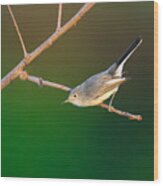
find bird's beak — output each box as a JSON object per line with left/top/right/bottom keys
{"left": 63, "top": 99, "right": 69, "bottom": 104}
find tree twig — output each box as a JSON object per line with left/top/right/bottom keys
{"left": 7, "top": 5, "right": 27, "bottom": 56}
{"left": 56, "top": 4, "right": 62, "bottom": 31}
{"left": 1, "top": 3, "right": 95, "bottom": 90}
{"left": 19, "top": 71, "right": 71, "bottom": 92}
{"left": 100, "top": 103, "right": 142, "bottom": 121}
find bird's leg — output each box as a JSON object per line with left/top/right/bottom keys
{"left": 108, "top": 93, "right": 116, "bottom": 112}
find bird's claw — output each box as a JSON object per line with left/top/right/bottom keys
{"left": 108, "top": 106, "right": 114, "bottom": 112}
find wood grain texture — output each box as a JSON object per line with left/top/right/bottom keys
{"left": 154, "top": 1, "right": 158, "bottom": 181}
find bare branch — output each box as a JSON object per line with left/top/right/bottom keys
{"left": 56, "top": 4, "right": 62, "bottom": 31}
{"left": 7, "top": 5, "right": 28, "bottom": 56}
{"left": 19, "top": 71, "right": 71, "bottom": 92}
{"left": 100, "top": 103, "right": 142, "bottom": 121}
{"left": 1, "top": 3, "right": 95, "bottom": 90}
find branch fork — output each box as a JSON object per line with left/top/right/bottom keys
{"left": 1, "top": 3, "right": 95, "bottom": 90}
{"left": 56, "top": 4, "right": 62, "bottom": 31}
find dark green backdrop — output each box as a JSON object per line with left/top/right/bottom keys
{"left": 1, "top": 2, "right": 154, "bottom": 180}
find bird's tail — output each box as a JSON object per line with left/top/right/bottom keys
{"left": 107, "top": 36, "right": 143, "bottom": 77}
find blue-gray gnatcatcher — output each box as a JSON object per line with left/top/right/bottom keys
{"left": 64, "top": 37, "right": 143, "bottom": 107}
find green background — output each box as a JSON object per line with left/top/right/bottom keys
{"left": 1, "top": 2, "right": 154, "bottom": 180}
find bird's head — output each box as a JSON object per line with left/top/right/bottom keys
{"left": 64, "top": 86, "right": 83, "bottom": 107}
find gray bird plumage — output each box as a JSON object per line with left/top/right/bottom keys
{"left": 65, "top": 37, "right": 143, "bottom": 107}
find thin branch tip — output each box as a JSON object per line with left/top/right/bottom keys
{"left": 56, "top": 3, "right": 62, "bottom": 31}
{"left": 7, "top": 5, "right": 27, "bottom": 56}
{"left": 100, "top": 103, "right": 143, "bottom": 121}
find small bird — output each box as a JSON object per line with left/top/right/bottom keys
{"left": 64, "top": 37, "right": 143, "bottom": 108}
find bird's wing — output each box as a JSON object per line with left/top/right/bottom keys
{"left": 93, "top": 77, "right": 127, "bottom": 99}
{"left": 82, "top": 73, "right": 127, "bottom": 100}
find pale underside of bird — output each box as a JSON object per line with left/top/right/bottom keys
{"left": 65, "top": 37, "right": 143, "bottom": 107}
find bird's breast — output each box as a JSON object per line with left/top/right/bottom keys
{"left": 78, "top": 87, "right": 118, "bottom": 107}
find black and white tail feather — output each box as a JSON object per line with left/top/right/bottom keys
{"left": 108, "top": 36, "right": 143, "bottom": 78}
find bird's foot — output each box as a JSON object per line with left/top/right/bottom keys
{"left": 108, "top": 106, "right": 114, "bottom": 112}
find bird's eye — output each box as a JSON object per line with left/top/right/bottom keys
{"left": 73, "top": 94, "right": 77, "bottom": 98}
